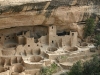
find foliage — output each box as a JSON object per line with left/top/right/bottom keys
{"left": 40, "top": 63, "right": 58, "bottom": 75}
{"left": 67, "top": 56, "right": 100, "bottom": 75}
{"left": 83, "top": 56, "right": 100, "bottom": 75}
{"left": 95, "top": 34, "right": 100, "bottom": 46}
{"left": 84, "top": 18, "right": 95, "bottom": 38}
{"left": 68, "top": 61, "right": 83, "bottom": 75}
{"left": 56, "top": 55, "right": 67, "bottom": 63}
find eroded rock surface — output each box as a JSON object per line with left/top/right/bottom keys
{"left": 0, "top": 0, "right": 99, "bottom": 75}
{"left": 0, "top": 0, "right": 100, "bottom": 37}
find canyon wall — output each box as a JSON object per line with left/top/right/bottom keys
{"left": 0, "top": 0, "right": 100, "bottom": 37}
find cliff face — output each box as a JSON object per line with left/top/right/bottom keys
{"left": 0, "top": 0, "right": 100, "bottom": 37}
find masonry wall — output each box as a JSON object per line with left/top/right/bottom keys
{"left": 48, "top": 25, "right": 78, "bottom": 47}
{"left": 0, "top": 35, "right": 5, "bottom": 45}
{"left": 25, "top": 69, "right": 40, "bottom": 75}
{"left": 61, "top": 36, "right": 71, "bottom": 47}
{"left": 16, "top": 45, "right": 25, "bottom": 55}
{"left": 48, "top": 26, "right": 57, "bottom": 46}
{"left": 17, "top": 36, "right": 26, "bottom": 45}
{"left": 70, "top": 32, "right": 78, "bottom": 47}
{"left": 38, "top": 35, "right": 48, "bottom": 44}
{"left": 2, "top": 48, "right": 16, "bottom": 56}
{"left": 23, "top": 62, "right": 42, "bottom": 69}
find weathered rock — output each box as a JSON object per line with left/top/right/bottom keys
{"left": 0, "top": 0, "right": 100, "bottom": 38}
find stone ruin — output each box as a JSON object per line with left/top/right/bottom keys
{"left": 0, "top": 0, "right": 100, "bottom": 74}
{"left": 0, "top": 25, "right": 78, "bottom": 75}
{"left": 0, "top": 25, "right": 97, "bottom": 75}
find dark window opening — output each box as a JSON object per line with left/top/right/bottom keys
{"left": 72, "top": 33, "right": 74, "bottom": 36}
{"left": 6, "top": 36, "right": 9, "bottom": 37}
{"left": 8, "top": 37, "right": 10, "bottom": 39}
{"left": 28, "top": 45, "right": 30, "bottom": 47}
{"left": 34, "top": 33, "right": 41, "bottom": 39}
{"left": 37, "top": 44, "right": 39, "bottom": 46}
{"left": 12, "top": 37, "right": 14, "bottom": 39}
{"left": 52, "top": 26, "right": 53, "bottom": 29}
{"left": 52, "top": 41, "right": 54, "bottom": 43}
{"left": 57, "top": 31, "right": 70, "bottom": 36}
{"left": 17, "top": 32, "right": 23, "bottom": 36}
{"left": 34, "top": 39, "right": 38, "bottom": 43}
{"left": 66, "top": 32, "right": 70, "bottom": 35}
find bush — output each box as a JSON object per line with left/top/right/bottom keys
{"left": 67, "top": 56, "right": 100, "bottom": 75}
{"left": 68, "top": 61, "right": 83, "bottom": 75}
{"left": 83, "top": 56, "right": 100, "bottom": 75}
{"left": 84, "top": 18, "right": 95, "bottom": 38}
{"left": 95, "top": 34, "right": 100, "bottom": 46}
{"left": 40, "top": 63, "right": 58, "bottom": 75}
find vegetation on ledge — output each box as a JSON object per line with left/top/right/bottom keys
{"left": 61, "top": 56, "right": 100, "bottom": 75}
{"left": 84, "top": 18, "right": 95, "bottom": 38}
{"left": 40, "top": 63, "right": 59, "bottom": 75}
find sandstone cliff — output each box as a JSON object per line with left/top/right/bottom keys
{"left": 0, "top": 0, "right": 100, "bottom": 38}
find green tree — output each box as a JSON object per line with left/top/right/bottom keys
{"left": 95, "top": 34, "right": 100, "bottom": 46}
{"left": 68, "top": 61, "right": 83, "bottom": 75}
{"left": 67, "top": 56, "right": 100, "bottom": 75}
{"left": 83, "top": 56, "right": 100, "bottom": 75}
{"left": 84, "top": 18, "right": 95, "bottom": 38}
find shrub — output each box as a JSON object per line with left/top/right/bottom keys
{"left": 83, "top": 56, "right": 100, "bottom": 75}
{"left": 68, "top": 61, "right": 83, "bottom": 75}
{"left": 95, "top": 34, "right": 100, "bottom": 46}
{"left": 67, "top": 56, "right": 100, "bottom": 75}
{"left": 84, "top": 18, "right": 95, "bottom": 38}
{"left": 40, "top": 63, "right": 58, "bottom": 75}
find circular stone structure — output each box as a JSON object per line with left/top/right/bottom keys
{"left": 11, "top": 72, "right": 19, "bottom": 75}
{"left": 30, "top": 55, "right": 43, "bottom": 62}
{"left": 81, "top": 42, "right": 88, "bottom": 46}
{"left": 47, "top": 47, "right": 57, "bottom": 52}
{"left": 69, "top": 47, "right": 78, "bottom": 51}
{"left": 12, "top": 64, "right": 24, "bottom": 73}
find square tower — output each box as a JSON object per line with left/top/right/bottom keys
{"left": 48, "top": 25, "right": 57, "bottom": 46}
{"left": 70, "top": 31, "right": 78, "bottom": 47}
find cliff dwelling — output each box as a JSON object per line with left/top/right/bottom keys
{"left": 0, "top": 25, "right": 98, "bottom": 75}
{"left": 0, "top": 0, "right": 100, "bottom": 75}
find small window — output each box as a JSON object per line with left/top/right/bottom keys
{"left": 28, "top": 45, "right": 30, "bottom": 47}
{"left": 52, "top": 26, "right": 53, "bottom": 29}
{"left": 12, "top": 37, "right": 14, "bottom": 39}
{"left": 37, "top": 44, "right": 39, "bottom": 46}
{"left": 7, "top": 36, "right": 9, "bottom": 37}
{"left": 52, "top": 40, "right": 54, "bottom": 43}
{"left": 72, "top": 33, "right": 74, "bottom": 36}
